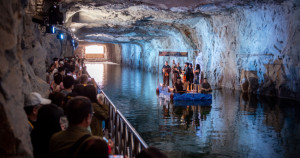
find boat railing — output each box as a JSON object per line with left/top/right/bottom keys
{"left": 100, "top": 90, "right": 148, "bottom": 157}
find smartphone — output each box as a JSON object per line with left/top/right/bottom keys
{"left": 73, "top": 75, "right": 77, "bottom": 80}
{"left": 88, "top": 78, "right": 91, "bottom": 82}
{"left": 109, "top": 155, "right": 124, "bottom": 158}
{"left": 80, "top": 66, "right": 82, "bottom": 70}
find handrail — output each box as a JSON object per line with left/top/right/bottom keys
{"left": 102, "top": 91, "right": 148, "bottom": 158}
{"left": 102, "top": 90, "right": 148, "bottom": 148}
{"left": 85, "top": 62, "right": 148, "bottom": 157}
{"left": 101, "top": 91, "right": 148, "bottom": 157}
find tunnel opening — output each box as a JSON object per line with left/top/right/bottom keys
{"left": 85, "top": 45, "right": 104, "bottom": 59}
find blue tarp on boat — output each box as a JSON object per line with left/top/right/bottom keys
{"left": 174, "top": 100, "right": 212, "bottom": 106}
{"left": 173, "top": 93, "right": 212, "bottom": 101}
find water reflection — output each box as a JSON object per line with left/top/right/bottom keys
{"left": 86, "top": 63, "right": 300, "bottom": 158}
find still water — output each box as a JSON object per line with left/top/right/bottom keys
{"left": 86, "top": 63, "right": 300, "bottom": 158}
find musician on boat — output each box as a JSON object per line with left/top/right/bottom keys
{"left": 201, "top": 78, "right": 212, "bottom": 94}
{"left": 162, "top": 61, "right": 171, "bottom": 86}
{"left": 174, "top": 77, "right": 186, "bottom": 94}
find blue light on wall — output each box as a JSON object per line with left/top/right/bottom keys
{"left": 51, "top": 26, "right": 56, "bottom": 34}
{"left": 58, "top": 33, "right": 64, "bottom": 40}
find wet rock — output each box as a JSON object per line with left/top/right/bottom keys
{"left": 41, "top": 34, "right": 62, "bottom": 66}
{"left": 240, "top": 70, "right": 259, "bottom": 93}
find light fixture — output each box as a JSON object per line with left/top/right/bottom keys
{"left": 57, "top": 32, "right": 64, "bottom": 40}
{"left": 51, "top": 26, "right": 56, "bottom": 34}
{"left": 46, "top": 25, "right": 56, "bottom": 34}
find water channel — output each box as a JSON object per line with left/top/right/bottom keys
{"left": 86, "top": 62, "right": 300, "bottom": 158}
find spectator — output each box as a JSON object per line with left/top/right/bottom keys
{"left": 136, "top": 147, "right": 168, "bottom": 158}
{"left": 24, "top": 92, "right": 51, "bottom": 132}
{"left": 83, "top": 85, "right": 108, "bottom": 137}
{"left": 58, "top": 67, "right": 65, "bottom": 77}
{"left": 49, "top": 96, "right": 93, "bottom": 158}
{"left": 59, "top": 59, "right": 64, "bottom": 67}
{"left": 80, "top": 74, "right": 89, "bottom": 85}
{"left": 73, "top": 74, "right": 89, "bottom": 95}
{"left": 31, "top": 104, "right": 64, "bottom": 158}
{"left": 51, "top": 72, "right": 64, "bottom": 92}
{"left": 49, "top": 92, "right": 65, "bottom": 108}
{"left": 77, "top": 137, "right": 109, "bottom": 158}
{"left": 61, "top": 75, "right": 75, "bottom": 96}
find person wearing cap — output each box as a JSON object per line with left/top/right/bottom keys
{"left": 201, "top": 78, "right": 212, "bottom": 94}
{"left": 24, "top": 92, "right": 51, "bottom": 132}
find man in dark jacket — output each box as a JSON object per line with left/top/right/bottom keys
{"left": 49, "top": 97, "right": 94, "bottom": 158}
{"left": 162, "top": 61, "right": 171, "bottom": 86}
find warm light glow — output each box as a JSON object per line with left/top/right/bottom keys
{"left": 85, "top": 63, "right": 104, "bottom": 87}
{"left": 85, "top": 45, "right": 104, "bottom": 54}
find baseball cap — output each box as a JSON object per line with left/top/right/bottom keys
{"left": 25, "top": 92, "right": 51, "bottom": 107}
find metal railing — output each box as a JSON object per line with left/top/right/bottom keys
{"left": 85, "top": 62, "right": 148, "bottom": 157}
{"left": 101, "top": 91, "right": 148, "bottom": 157}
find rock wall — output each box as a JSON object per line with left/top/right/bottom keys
{"left": 191, "top": 3, "right": 300, "bottom": 99}
{"left": 121, "top": 3, "right": 300, "bottom": 100}
{"left": 41, "top": 33, "right": 74, "bottom": 67}
{"left": 0, "top": 0, "right": 74, "bottom": 157}
{"left": 105, "top": 43, "right": 122, "bottom": 64}
{"left": 121, "top": 28, "right": 194, "bottom": 71}
{"left": 1, "top": 0, "right": 38, "bottom": 157}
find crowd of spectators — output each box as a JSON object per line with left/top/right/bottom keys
{"left": 24, "top": 56, "right": 167, "bottom": 158}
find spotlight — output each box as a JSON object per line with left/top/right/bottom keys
{"left": 46, "top": 25, "right": 56, "bottom": 34}
{"left": 57, "top": 32, "right": 64, "bottom": 40}
{"left": 51, "top": 26, "right": 56, "bottom": 34}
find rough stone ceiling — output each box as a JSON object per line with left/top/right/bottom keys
{"left": 62, "top": 0, "right": 286, "bottom": 43}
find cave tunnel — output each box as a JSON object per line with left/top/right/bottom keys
{"left": 0, "top": 0, "right": 300, "bottom": 157}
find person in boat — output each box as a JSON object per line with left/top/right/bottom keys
{"left": 174, "top": 77, "right": 186, "bottom": 94}
{"left": 162, "top": 61, "right": 171, "bottom": 86}
{"left": 183, "top": 62, "right": 190, "bottom": 82}
{"left": 172, "top": 62, "right": 179, "bottom": 87}
{"left": 193, "top": 64, "right": 201, "bottom": 91}
{"left": 177, "top": 63, "right": 182, "bottom": 74}
{"left": 189, "top": 63, "right": 194, "bottom": 89}
{"left": 183, "top": 62, "right": 190, "bottom": 90}
{"left": 201, "top": 78, "right": 212, "bottom": 93}
{"left": 172, "top": 60, "right": 176, "bottom": 67}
